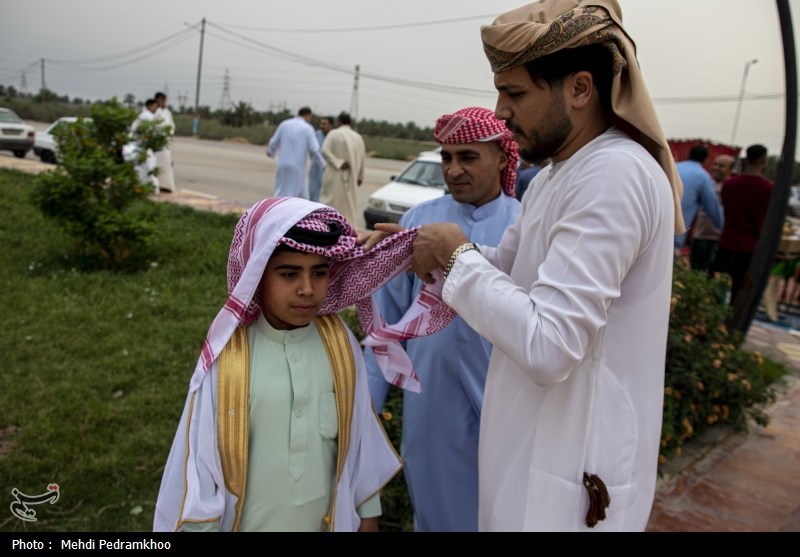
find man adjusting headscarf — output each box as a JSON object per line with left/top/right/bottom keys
{"left": 406, "top": 0, "right": 679, "bottom": 532}
{"left": 434, "top": 106, "right": 520, "bottom": 198}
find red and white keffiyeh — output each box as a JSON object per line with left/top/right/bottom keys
{"left": 190, "top": 196, "right": 456, "bottom": 393}
{"left": 434, "top": 106, "right": 519, "bottom": 197}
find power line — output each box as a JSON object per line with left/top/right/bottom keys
{"left": 49, "top": 24, "right": 200, "bottom": 66}
{"left": 48, "top": 28, "right": 199, "bottom": 71}
{"left": 213, "top": 14, "right": 499, "bottom": 34}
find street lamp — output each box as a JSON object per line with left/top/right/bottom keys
{"left": 731, "top": 58, "right": 759, "bottom": 145}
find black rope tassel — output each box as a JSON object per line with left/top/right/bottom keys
{"left": 583, "top": 472, "right": 611, "bottom": 528}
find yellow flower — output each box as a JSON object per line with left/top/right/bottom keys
{"left": 664, "top": 386, "right": 673, "bottom": 396}
{"left": 675, "top": 447, "right": 682, "bottom": 456}
{"left": 697, "top": 381, "right": 705, "bottom": 391}
{"left": 742, "top": 379, "right": 752, "bottom": 391}
{"left": 727, "top": 373, "right": 738, "bottom": 382}
{"left": 713, "top": 359, "right": 722, "bottom": 369}
{"left": 674, "top": 281, "right": 685, "bottom": 289}
{"left": 382, "top": 411, "right": 393, "bottom": 421}
{"left": 684, "top": 333, "right": 693, "bottom": 344}
{"left": 659, "top": 455, "right": 667, "bottom": 464}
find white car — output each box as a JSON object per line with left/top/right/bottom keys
{"left": 364, "top": 152, "right": 447, "bottom": 229}
{"left": 0, "top": 107, "right": 35, "bottom": 158}
{"left": 33, "top": 116, "right": 84, "bottom": 164}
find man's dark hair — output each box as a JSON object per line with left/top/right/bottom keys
{"left": 298, "top": 106, "right": 312, "bottom": 117}
{"left": 145, "top": 98, "right": 157, "bottom": 107}
{"left": 155, "top": 92, "right": 166, "bottom": 101}
{"left": 320, "top": 116, "right": 334, "bottom": 126}
{"left": 524, "top": 43, "right": 614, "bottom": 115}
{"left": 338, "top": 112, "right": 352, "bottom": 126}
{"left": 688, "top": 144, "right": 709, "bottom": 163}
{"left": 745, "top": 144, "right": 767, "bottom": 163}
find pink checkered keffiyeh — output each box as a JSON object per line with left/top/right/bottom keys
{"left": 189, "top": 196, "right": 456, "bottom": 393}
{"left": 434, "top": 106, "right": 519, "bottom": 197}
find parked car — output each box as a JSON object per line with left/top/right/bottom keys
{"left": 0, "top": 108, "right": 35, "bottom": 158}
{"left": 364, "top": 152, "right": 447, "bottom": 229}
{"left": 33, "top": 116, "right": 84, "bottom": 164}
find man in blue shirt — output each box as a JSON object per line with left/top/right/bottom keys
{"left": 366, "top": 107, "right": 521, "bottom": 531}
{"left": 674, "top": 144, "right": 723, "bottom": 252}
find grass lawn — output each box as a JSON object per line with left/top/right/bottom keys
{"left": 0, "top": 169, "right": 239, "bottom": 531}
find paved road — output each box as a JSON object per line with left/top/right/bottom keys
{"left": 10, "top": 121, "right": 410, "bottom": 230}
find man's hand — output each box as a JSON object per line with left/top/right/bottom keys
{"left": 341, "top": 161, "right": 351, "bottom": 170}
{"left": 357, "top": 222, "right": 405, "bottom": 252}
{"left": 413, "top": 223, "right": 468, "bottom": 284}
{"left": 357, "top": 517, "right": 380, "bottom": 532}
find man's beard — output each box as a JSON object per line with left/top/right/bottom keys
{"left": 515, "top": 98, "right": 573, "bottom": 163}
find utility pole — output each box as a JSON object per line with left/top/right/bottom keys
{"left": 350, "top": 64, "right": 360, "bottom": 123}
{"left": 20, "top": 71, "right": 27, "bottom": 95}
{"left": 40, "top": 58, "right": 45, "bottom": 101}
{"left": 193, "top": 18, "right": 206, "bottom": 136}
{"left": 731, "top": 58, "right": 758, "bottom": 145}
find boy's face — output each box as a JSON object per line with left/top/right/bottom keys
{"left": 259, "top": 250, "right": 330, "bottom": 330}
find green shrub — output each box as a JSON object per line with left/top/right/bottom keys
{"left": 30, "top": 99, "right": 169, "bottom": 270}
{"left": 661, "top": 263, "right": 779, "bottom": 462}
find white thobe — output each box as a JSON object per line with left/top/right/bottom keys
{"left": 267, "top": 116, "right": 326, "bottom": 199}
{"left": 443, "top": 129, "right": 674, "bottom": 531}
{"left": 154, "top": 107, "right": 176, "bottom": 192}
{"left": 320, "top": 125, "right": 366, "bottom": 227}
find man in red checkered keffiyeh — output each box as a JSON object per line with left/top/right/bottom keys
{"left": 434, "top": 106, "right": 519, "bottom": 198}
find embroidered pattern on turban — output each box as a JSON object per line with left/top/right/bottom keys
{"left": 480, "top": 0, "right": 685, "bottom": 233}
{"left": 434, "top": 106, "right": 520, "bottom": 198}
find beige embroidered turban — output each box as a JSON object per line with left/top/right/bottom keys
{"left": 481, "top": 0, "right": 685, "bottom": 233}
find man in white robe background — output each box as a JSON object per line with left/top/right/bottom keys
{"left": 267, "top": 107, "right": 326, "bottom": 199}
{"left": 388, "top": 0, "right": 685, "bottom": 531}
{"left": 153, "top": 91, "right": 176, "bottom": 193}
{"left": 320, "top": 112, "right": 366, "bottom": 227}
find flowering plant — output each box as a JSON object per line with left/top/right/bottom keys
{"left": 661, "top": 263, "right": 776, "bottom": 462}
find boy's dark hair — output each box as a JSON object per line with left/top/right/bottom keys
{"left": 155, "top": 92, "right": 166, "bottom": 101}
{"left": 298, "top": 106, "right": 312, "bottom": 117}
{"left": 273, "top": 222, "right": 343, "bottom": 254}
{"left": 688, "top": 144, "right": 709, "bottom": 163}
{"left": 524, "top": 43, "right": 614, "bottom": 115}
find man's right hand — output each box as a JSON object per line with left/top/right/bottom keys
{"left": 357, "top": 223, "right": 405, "bottom": 252}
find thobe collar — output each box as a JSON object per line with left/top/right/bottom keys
{"left": 253, "top": 311, "right": 314, "bottom": 345}
{"left": 455, "top": 191, "right": 508, "bottom": 222}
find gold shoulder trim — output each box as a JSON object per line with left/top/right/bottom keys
{"left": 217, "top": 326, "right": 250, "bottom": 532}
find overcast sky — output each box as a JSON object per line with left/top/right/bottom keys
{"left": 2, "top": 0, "right": 799, "bottom": 158}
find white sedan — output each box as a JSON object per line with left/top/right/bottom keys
{"left": 0, "top": 107, "right": 35, "bottom": 158}
{"left": 363, "top": 151, "right": 447, "bottom": 230}
{"left": 33, "top": 116, "right": 84, "bottom": 164}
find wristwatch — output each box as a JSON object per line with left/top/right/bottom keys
{"left": 444, "top": 242, "right": 480, "bottom": 278}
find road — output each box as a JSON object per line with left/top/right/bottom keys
{"left": 8, "top": 122, "right": 410, "bottom": 230}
